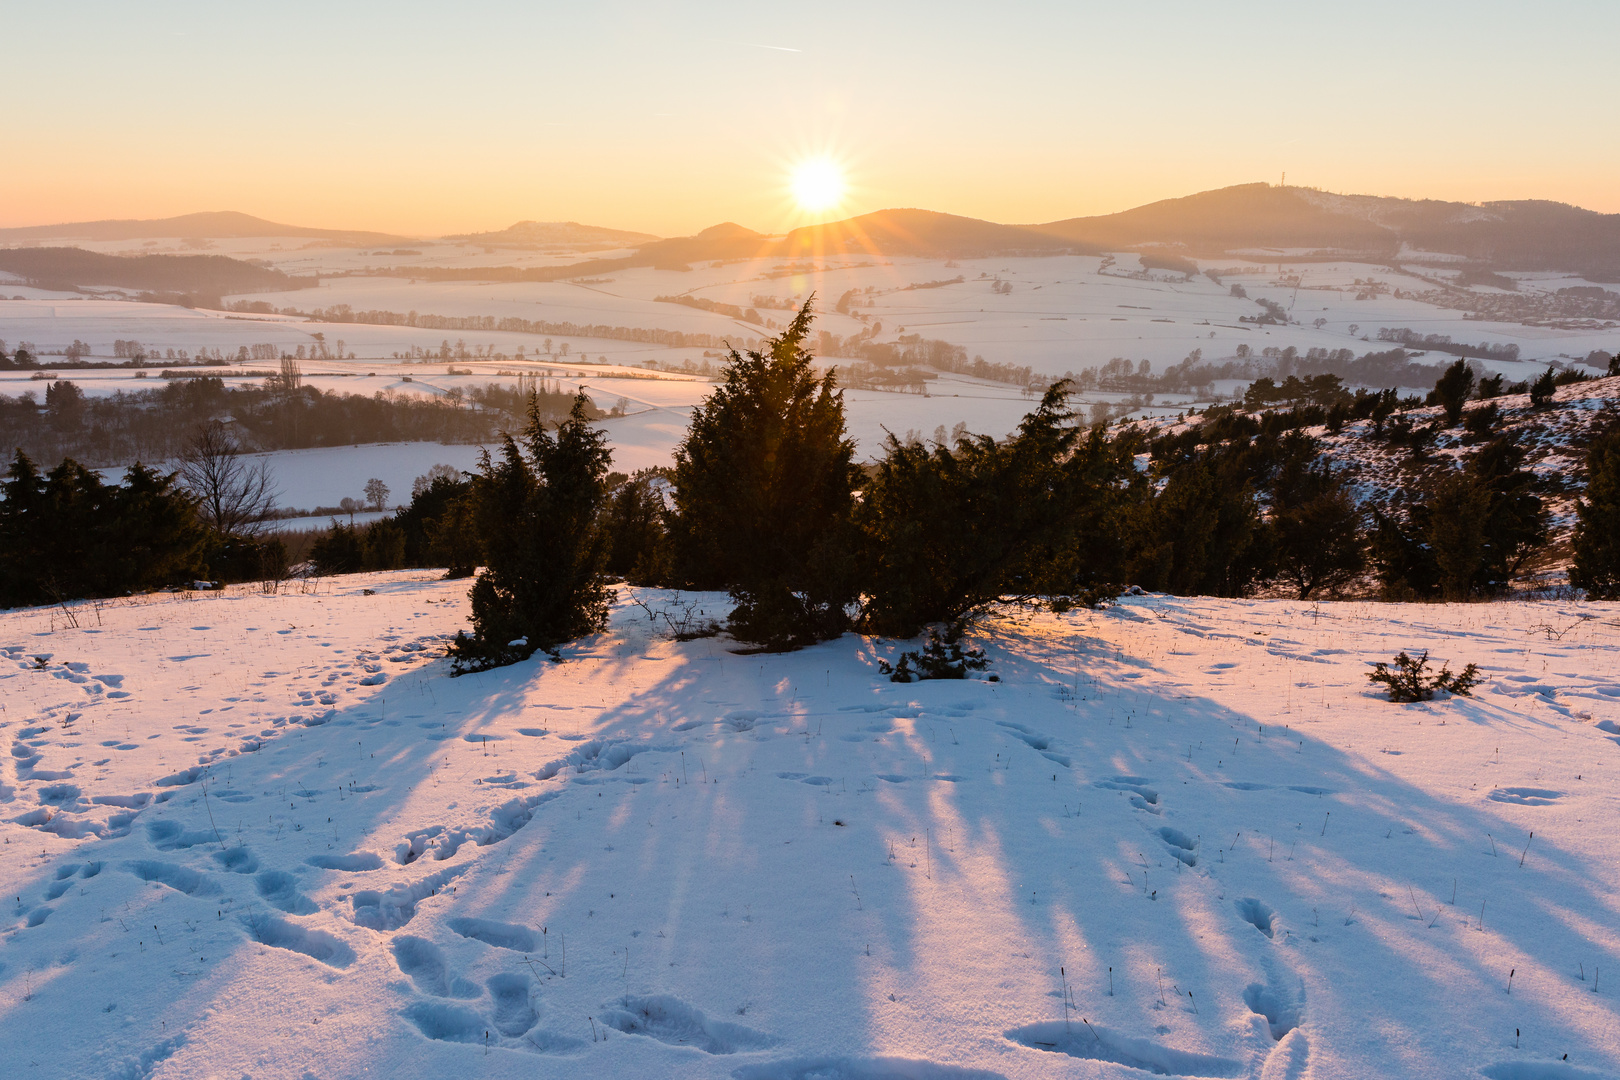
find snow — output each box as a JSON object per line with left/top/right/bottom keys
{"left": 1, "top": 580, "right": 1617, "bottom": 1078}
{"left": 6, "top": 245, "right": 1618, "bottom": 482}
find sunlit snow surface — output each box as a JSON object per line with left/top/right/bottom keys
{"left": 1, "top": 579, "right": 1618, "bottom": 1079}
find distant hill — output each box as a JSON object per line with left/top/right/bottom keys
{"left": 607, "top": 210, "right": 1090, "bottom": 269}
{"left": 442, "top": 220, "right": 659, "bottom": 249}
{"left": 0, "top": 211, "right": 411, "bottom": 246}
{"left": 0, "top": 247, "right": 314, "bottom": 299}
{"left": 777, "top": 209, "right": 1091, "bottom": 258}
{"left": 630, "top": 223, "right": 775, "bottom": 268}
{"left": 1029, "top": 184, "right": 1620, "bottom": 277}
{"left": 1031, "top": 184, "right": 1395, "bottom": 256}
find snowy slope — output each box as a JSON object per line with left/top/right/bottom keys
{"left": 1, "top": 580, "right": 1618, "bottom": 1079}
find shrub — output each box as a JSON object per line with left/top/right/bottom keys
{"left": 1368, "top": 651, "right": 1482, "bottom": 702}
{"left": 877, "top": 626, "right": 993, "bottom": 683}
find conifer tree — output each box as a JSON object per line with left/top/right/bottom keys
{"left": 1570, "top": 428, "right": 1620, "bottom": 598}
{"left": 0, "top": 451, "right": 204, "bottom": 607}
{"left": 1429, "top": 358, "right": 1475, "bottom": 427}
{"left": 1271, "top": 476, "right": 1364, "bottom": 600}
{"left": 670, "top": 300, "right": 857, "bottom": 649}
{"left": 451, "top": 391, "right": 613, "bottom": 670}
{"left": 1126, "top": 447, "right": 1269, "bottom": 598}
{"left": 858, "top": 382, "right": 1129, "bottom": 636}
{"left": 1529, "top": 366, "right": 1557, "bottom": 407}
{"left": 1371, "top": 436, "right": 1545, "bottom": 599}
{"left": 603, "top": 469, "right": 671, "bottom": 585}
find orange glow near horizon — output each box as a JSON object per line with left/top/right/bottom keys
{"left": 2, "top": 6, "right": 1620, "bottom": 236}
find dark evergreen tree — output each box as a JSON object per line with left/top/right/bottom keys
{"left": 857, "top": 386, "right": 1110, "bottom": 636}
{"left": 1371, "top": 437, "right": 1545, "bottom": 599}
{"left": 1270, "top": 447, "right": 1365, "bottom": 599}
{"left": 450, "top": 391, "right": 613, "bottom": 670}
{"left": 309, "top": 520, "right": 364, "bottom": 575}
{"left": 1126, "top": 460, "right": 1268, "bottom": 596}
{"left": 603, "top": 468, "right": 671, "bottom": 585}
{"left": 1427, "top": 472, "right": 1493, "bottom": 600}
{"left": 1529, "top": 366, "right": 1557, "bottom": 407}
{"left": 360, "top": 518, "right": 406, "bottom": 570}
{"left": 0, "top": 451, "right": 204, "bottom": 607}
{"left": 1428, "top": 359, "right": 1475, "bottom": 427}
{"left": 670, "top": 301, "right": 857, "bottom": 649}
{"left": 107, "top": 463, "right": 208, "bottom": 591}
{"left": 423, "top": 491, "right": 480, "bottom": 578}
{"left": 1571, "top": 427, "right": 1620, "bottom": 598}
{"left": 393, "top": 469, "right": 479, "bottom": 577}
{"left": 1470, "top": 437, "right": 1547, "bottom": 584}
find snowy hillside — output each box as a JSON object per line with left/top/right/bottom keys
{"left": 2, "top": 579, "right": 1617, "bottom": 1079}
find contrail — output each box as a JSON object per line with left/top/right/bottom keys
{"left": 733, "top": 41, "right": 801, "bottom": 52}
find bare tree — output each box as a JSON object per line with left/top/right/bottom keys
{"left": 177, "top": 421, "right": 278, "bottom": 538}
{"left": 412, "top": 463, "right": 460, "bottom": 498}
{"left": 364, "top": 477, "right": 390, "bottom": 510}
{"left": 266, "top": 357, "right": 302, "bottom": 394}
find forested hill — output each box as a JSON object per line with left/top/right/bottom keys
{"left": 1127, "top": 367, "right": 1620, "bottom": 587}
{"left": 0, "top": 248, "right": 315, "bottom": 299}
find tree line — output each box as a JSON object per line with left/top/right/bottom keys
{"left": 7, "top": 302, "right": 1620, "bottom": 649}
{"left": 0, "top": 375, "right": 585, "bottom": 469}
{"left": 365, "top": 304, "right": 1619, "bottom": 670}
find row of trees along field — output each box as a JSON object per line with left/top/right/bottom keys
{"left": 0, "top": 370, "right": 591, "bottom": 608}
{"left": 0, "top": 364, "right": 586, "bottom": 468}
{"left": 287, "top": 304, "right": 1620, "bottom": 670}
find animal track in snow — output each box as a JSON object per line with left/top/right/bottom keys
{"left": 1488, "top": 787, "right": 1563, "bottom": 806}
{"left": 392, "top": 935, "right": 479, "bottom": 997}
{"left": 488, "top": 973, "right": 538, "bottom": 1036}
{"left": 1235, "top": 897, "right": 1277, "bottom": 939}
{"left": 736, "top": 1059, "right": 1008, "bottom": 1080}
{"left": 1005, "top": 1022, "right": 1242, "bottom": 1076}
{"left": 599, "top": 994, "right": 780, "bottom": 1054}
{"left": 1244, "top": 979, "right": 1303, "bottom": 1041}
{"left": 403, "top": 1001, "right": 486, "bottom": 1043}
{"left": 996, "top": 722, "right": 1072, "bottom": 768}
{"left": 448, "top": 917, "right": 537, "bottom": 952}
{"left": 351, "top": 866, "right": 461, "bottom": 930}
{"left": 1158, "top": 827, "right": 1199, "bottom": 867}
{"left": 125, "top": 860, "right": 217, "bottom": 896}
{"left": 535, "top": 739, "right": 663, "bottom": 780}
{"left": 256, "top": 870, "right": 318, "bottom": 915}
{"left": 214, "top": 848, "right": 259, "bottom": 874}
{"left": 242, "top": 914, "right": 354, "bottom": 967}
{"left": 306, "top": 851, "right": 384, "bottom": 871}
{"left": 147, "top": 820, "right": 218, "bottom": 850}
{"left": 395, "top": 792, "right": 560, "bottom": 864}
{"left": 1095, "top": 776, "right": 1160, "bottom": 805}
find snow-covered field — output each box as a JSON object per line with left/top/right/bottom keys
{"left": 2, "top": 580, "right": 1617, "bottom": 1079}
{"left": 6, "top": 242, "right": 1617, "bottom": 489}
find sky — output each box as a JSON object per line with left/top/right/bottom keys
{"left": 3, "top": 0, "right": 1618, "bottom": 238}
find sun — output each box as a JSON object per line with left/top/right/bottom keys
{"left": 789, "top": 159, "right": 846, "bottom": 214}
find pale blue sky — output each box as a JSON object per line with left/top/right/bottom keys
{"left": 3, "top": 1, "right": 1616, "bottom": 234}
